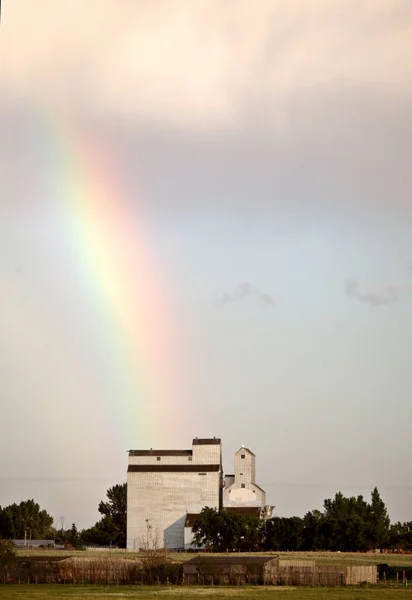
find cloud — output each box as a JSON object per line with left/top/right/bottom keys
{"left": 1, "top": 1, "right": 412, "bottom": 129}
{"left": 1, "top": 1, "right": 411, "bottom": 229}
{"left": 345, "top": 278, "right": 397, "bottom": 307}
{"left": 220, "top": 282, "right": 275, "bottom": 307}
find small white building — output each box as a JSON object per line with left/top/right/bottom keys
{"left": 184, "top": 446, "right": 274, "bottom": 550}
{"left": 127, "top": 439, "right": 274, "bottom": 551}
{"left": 223, "top": 446, "right": 266, "bottom": 507}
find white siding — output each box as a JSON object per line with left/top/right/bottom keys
{"left": 184, "top": 527, "right": 204, "bottom": 550}
{"left": 192, "top": 442, "right": 221, "bottom": 465}
{"left": 223, "top": 447, "right": 266, "bottom": 507}
{"left": 224, "top": 482, "right": 266, "bottom": 506}
{"left": 127, "top": 441, "right": 222, "bottom": 550}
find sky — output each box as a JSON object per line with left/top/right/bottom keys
{"left": 1, "top": 0, "right": 412, "bottom": 529}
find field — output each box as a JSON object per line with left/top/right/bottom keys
{"left": 1, "top": 585, "right": 412, "bottom": 600}
{"left": 16, "top": 549, "right": 412, "bottom": 568}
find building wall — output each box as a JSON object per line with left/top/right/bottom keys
{"left": 224, "top": 475, "right": 235, "bottom": 488}
{"left": 234, "top": 447, "right": 255, "bottom": 483}
{"left": 127, "top": 439, "right": 221, "bottom": 550}
{"left": 223, "top": 447, "right": 266, "bottom": 507}
{"left": 224, "top": 484, "right": 265, "bottom": 506}
{"left": 184, "top": 526, "right": 204, "bottom": 550}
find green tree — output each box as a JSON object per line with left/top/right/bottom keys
{"left": 389, "top": 522, "right": 412, "bottom": 551}
{"left": 18, "top": 499, "right": 54, "bottom": 540}
{"left": 81, "top": 483, "right": 127, "bottom": 548}
{"left": 302, "top": 510, "right": 326, "bottom": 550}
{"left": 69, "top": 523, "right": 79, "bottom": 548}
{"left": 322, "top": 492, "right": 370, "bottom": 551}
{"left": 192, "top": 507, "right": 223, "bottom": 550}
{"left": 0, "top": 500, "right": 53, "bottom": 540}
{"left": 192, "top": 508, "right": 263, "bottom": 552}
{"left": 0, "top": 507, "right": 15, "bottom": 539}
{"left": 0, "top": 539, "right": 16, "bottom": 575}
{"left": 98, "top": 483, "right": 127, "bottom": 547}
{"left": 263, "top": 516, "right": 304, "bottom": 551}
{"left": 368, "top": 487, "right": 390, "bottom": 549}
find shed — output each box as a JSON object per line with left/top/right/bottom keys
{"left": 183, "top": 555, "right": 280, "bottom": 584}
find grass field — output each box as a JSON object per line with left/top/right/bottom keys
{"left": 1, "top": 585, "right": 412, "bottom": 600}
{"left": 16, "top": 550, "right": 412, "bottom": 568}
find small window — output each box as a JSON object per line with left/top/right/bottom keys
{"left": 241, "top": 483, "right": 246, "bottom": 488}
{"left": 241, "top": 454, "right": 245, "bottom": 459}
{"left": 240, "top": 473, "right": 243, "bottom": 476}
{"left": 156, "top": 457, "right": 161, "bottom": 461}
{"left": 188, "top": 456, "right": 192, "bottom": 461}
{"left": 198, "top": 472, "right": 207, "bottom": 476}
{"left": 253, "top": 490, "right": 256, "bottom": 493}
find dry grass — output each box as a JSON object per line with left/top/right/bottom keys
{"left": 16, "top": 549, "right": 412, "bottom": 567}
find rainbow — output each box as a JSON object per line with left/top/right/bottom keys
{"left": 29, "top": 106, "right": 184, "bottom": 449}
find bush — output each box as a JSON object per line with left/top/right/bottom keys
{"left": 0, "top": 539, "right": 16, "bottom": 566}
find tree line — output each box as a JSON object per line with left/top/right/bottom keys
{"left": 1, "top": 485, "right": 411, "bottom": 552}
{"left": 0, "top": 483, "right": 127, "bottom": 548}
{"left": 193, "top": 488, "right": 412, "bottom": 552}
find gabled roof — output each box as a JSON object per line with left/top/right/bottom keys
{"left": 184, "top": 555, "right": 279, "bottom": 566}
{"left": 236, "top": 446, "right": 256, "bottom": 456}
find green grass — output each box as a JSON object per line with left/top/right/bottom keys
{"left": 1, "top": 585, "right": 412, "bottom": 600}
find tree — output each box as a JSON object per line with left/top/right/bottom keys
{"left": 98, "top": 483, "right": 127, "bottom": 548}
{"left": 263, "top": 516, "right": 304, "bottom": 551}
{"left": 192, "top": 507, "right": 223, "bottom": 550}
{"left": 322, "top": 492, "right": 370, "bottom": 551}
{"left": 0, "top": 500, "right": 53, "bottom": 541}
{"left": 0, "top": 507, "right": 15, "bottom": 539}
{"left": 389, "top": 522, "right": 412, "bottom": 551}
{"left": 81, "top": 483, "right": 127, "bottom": 548}
{"left": 192, "top": 507, "right": 263, "bottom": 552}
{"left": 140, "top": 525, "right": 165, "bottom": 582}
{"left": 69, "top": 523, "right": 79, "bottom": 548}
{"left": 368, "top": 487, "right": 390, "bottom": 550}
{"left": 302, "top": 510, "right": 325, "bottom": 550}
{"left": 0, "top": 539, "right": 16, "bottom": 576}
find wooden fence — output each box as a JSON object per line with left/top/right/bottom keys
{"left": 277, "top": 564, "right": 377, "bottom": 586}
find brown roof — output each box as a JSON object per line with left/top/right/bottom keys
{"left": 185, "top": 507, "right": 265, "bottom": 527}
{"left": 192, "top": 438, "right": 221, "bottom": 445}
{"left": 185, "top": 513, "right": 202, "bottom": 527}
{"left": 128, "top": 464, "right": 220, "bottom": 473}
{"left": 128, "top": 450, "right": 192, "bottom": 456}
{"left": 222, "top": 507, "right": 262, "bottom": 517}
{"left": 185, "top": 556, "right": 279, "bottom": 566}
